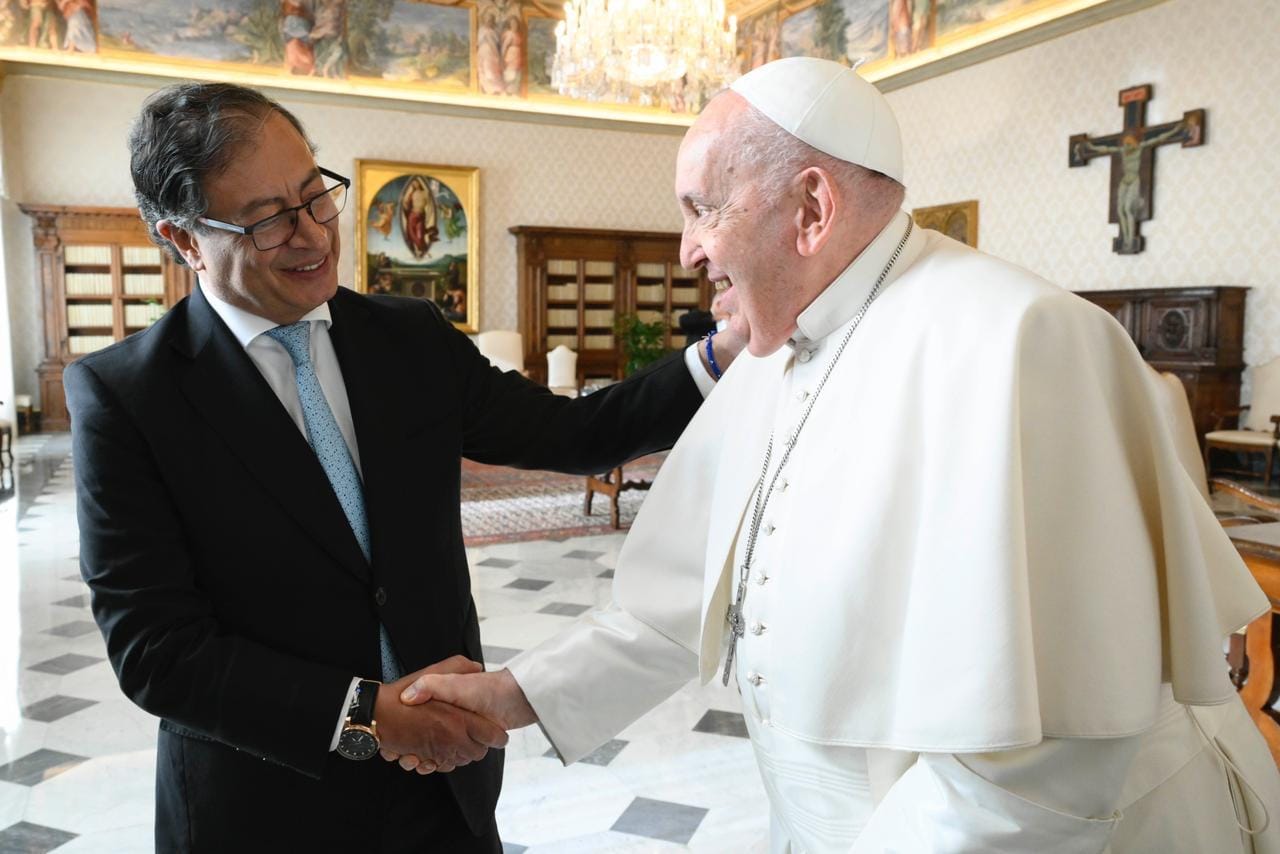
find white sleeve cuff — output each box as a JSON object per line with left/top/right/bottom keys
{"left": 684, "top": 342, "right": 717, "bottom": 398}
{"left": 328, "top": 677, "right": 362, "bottom": 751}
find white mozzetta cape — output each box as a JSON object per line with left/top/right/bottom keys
{"left": 509, "top": 212, "right": 1268, "bottom": 761}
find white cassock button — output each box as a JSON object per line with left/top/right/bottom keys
{"left": 756, "top": 574, "right": 769, "bottom": 586}
{"left": 748, "top": 672, "right": 765, "bottom": 686}
{"left": 796, "top": 389, "right": 810, "bottom": 402}
{"left": 797, "top": 349, "right": 812, "bottom": 363}
{"left": 764, "top": 522, "right": 775, "bottom": 536}
{"left": 760, "top": 717, "right": 771, "bottom": 727}
{"left": 750, "top": 621, "right": 766, "bottom": 635}
{"left": 779, "top": 479, "right": 789, "bottom": 492}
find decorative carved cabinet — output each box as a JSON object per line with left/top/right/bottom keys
{"left": 21, "top": 205, "right": 194, "bottom": 431}
{"left": 1075, "top": 286, "right": 1247, "bottom": 442}
{"left": 511, "top": 226, "right": 710, "bottom": 384}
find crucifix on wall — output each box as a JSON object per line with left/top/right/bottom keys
{"left": 1069, "top": 84, "right": 1205, "bottom": 255}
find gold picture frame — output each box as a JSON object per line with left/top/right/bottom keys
{"left": 912, "top": 200, "right": 979, "bottom": 248}
{"left": 354, "top": 159, "right": 480, "bottom": 333}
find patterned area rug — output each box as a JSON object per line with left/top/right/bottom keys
{"left": 460, "top": 453, "right": 666, "bottom": 545}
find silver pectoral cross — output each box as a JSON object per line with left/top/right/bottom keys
{"left": 721, "top": 576, "right": 748, "bottom": 686}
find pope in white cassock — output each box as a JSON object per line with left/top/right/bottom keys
{"left": 396, "top": 58, "right": 1280, "bottom": 851}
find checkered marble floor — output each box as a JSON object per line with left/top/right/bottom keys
{"left": 0, "top": 435, "right": 768, "bottom": 852}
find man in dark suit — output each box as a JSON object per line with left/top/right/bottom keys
{"left": 66, "top": 83, "right": 739, "bottom": 852}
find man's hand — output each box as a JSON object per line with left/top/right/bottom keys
{"left": 372, "top": 656, "right": 509, "bottom": 774}
{"left": 386, "top": 668, "right": 537, "bottom": 773}
{"left": 706, "top": 286, "right": 748, "bottom": 376}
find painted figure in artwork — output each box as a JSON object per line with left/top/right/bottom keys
{"left": 476, "top": 0, "right": 504, "bottom": 95}
{"left": 1074, "top": 120, "right": 1190, "bottom": 254}
{"left": 310, "top": 0, "right": 347, "bottom": 78}
{"left": 500, "top": 1, "right": 524, "bottom": 96}
{"left": 55, "top": 0, "right": 96, "bottom": 52}
{"left": 20, "top": 0, "right": 58, "bottom": 49}
{"left": 400, "top": 176, "right": 439, "bottom": 259}
{"left": 889, "top": 0, "right": 930, "bottom": 56}
{"left": 371, "top": 200, "right": 396, "bottom": 238}
{"left": 281, "top": 0, "right": 316, "bottom": 75}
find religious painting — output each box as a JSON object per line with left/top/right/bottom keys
{"left": 937, "top": 0, "right": 1037, "bottom": 38}
{"left": 524, "top": 13, "right": 557, "bottom": 95}
{"left": 913, "top": 199, "right": 978, "bottom": 247}
{"left": 97, "top": 0, "right": 256, "bottom": 63}
{"left": 736, "top": 1, "right": 783, "bottom": 73}
{"left": 773, "top": 0, "right": 936, "bottom": 68}
{"left": 355, "top": 160, "right": 479, "bottom": 333}
{"left": 473, "top": 0, "right": 522, "bottom": 96}
{"left": 1, "top": 0, "right": 98, "bottom": 51}
{"left": 356, "top": 1, "right": 470, "bottom": 87}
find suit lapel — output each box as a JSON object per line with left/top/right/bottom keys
{"left": 177, "top": 287, "right": 371, "bottom": 583}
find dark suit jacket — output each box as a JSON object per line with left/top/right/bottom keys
{"left": 65, "top": 286, "right": 702, "bottom": 851}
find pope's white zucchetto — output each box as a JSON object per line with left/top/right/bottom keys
{"left": 729, "top": 56, "right": 904, "bottom": 185}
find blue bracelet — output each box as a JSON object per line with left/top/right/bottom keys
{"left": 705, "top": 329, "right": 722, "bottom": 380}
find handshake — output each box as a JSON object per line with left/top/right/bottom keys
{"left": 371, "top": 655, "right": 537, "bottom": 774}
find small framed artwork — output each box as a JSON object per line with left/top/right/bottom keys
{"left": 912, "top": 200, "right": 979, "bottom": 248}
{"left": 354, "top": 159, "right": 480, "bottom": 333}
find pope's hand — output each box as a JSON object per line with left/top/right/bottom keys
{"left": 386, "top": 668, "right": 537, "bottom": 773}
{"left": 373, "top": 656, "right": 509, "bottom": 774}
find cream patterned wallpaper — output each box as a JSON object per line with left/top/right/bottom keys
{"left": 889, "top": 0, "right": 1279, "bottom": 395}
{"left": 3, "top": 0, "right": 1276, "bottom": 407}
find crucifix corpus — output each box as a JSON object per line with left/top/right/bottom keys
{"left": 1069, "top": 84, "right": 1205, "bottom": 255}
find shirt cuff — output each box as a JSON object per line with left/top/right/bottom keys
{"left": 684, "top": 342, "right": 717, "bottom": 398}
{"left": 329, "top": 677, "right": 362, "bottom": 751}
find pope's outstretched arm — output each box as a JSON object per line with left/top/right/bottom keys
{"left": 394, "top": 604, "right": 702, "bottom": 769}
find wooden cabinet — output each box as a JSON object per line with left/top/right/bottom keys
{"left": 511, "top": 226, "right": 709, "bottom": 384}
{"left": 1075, "top": 286, "right": 1246, "bottom": 443}
{"left": 20, "top": 205, "right": 194, "bottom": 431}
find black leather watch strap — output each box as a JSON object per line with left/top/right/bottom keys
{"left": 351, "top": 679, "right": 379, "bottom": 727}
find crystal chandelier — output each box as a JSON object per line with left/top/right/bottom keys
{"left": 552, "top": 0, "right": 739, "bottom": 112}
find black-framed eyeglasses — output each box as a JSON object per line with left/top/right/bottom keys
{"left": 198, "top": 167, "right": 350, "bottom": 251}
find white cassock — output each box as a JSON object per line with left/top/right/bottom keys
{"left": 507, "top": 211, "right": 1280, "bottom": 852}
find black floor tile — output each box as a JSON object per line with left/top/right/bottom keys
{"left": 611, "top": 796, "right": 708, "bottom": 845}
{"left": 0, "top": 821, "right": 78, "bottom": 854}
{"left": 0, "top": 749, "right": 88, "bottom": 787}
{"left": 23, "top": 695, "right": 98, "bottom": 724}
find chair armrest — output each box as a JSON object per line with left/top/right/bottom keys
{"left": 1270, "top": 413, "right": 1280, "bottom": 438}
{"left": 1211, "top": 406, "right": 1248, "bottom": 431}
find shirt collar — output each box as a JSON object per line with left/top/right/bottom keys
{"left": 200, "top": 282, "right": 333, "bottom": 349}
{"left": 791, "top": 210, "right": 924, "bottom": 348}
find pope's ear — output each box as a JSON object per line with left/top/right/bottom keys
{"left": 155, "top": 219, "right": 206, "bottom": 272}
{"left": 793, "top": 167, "right": 838, "bottom": 258}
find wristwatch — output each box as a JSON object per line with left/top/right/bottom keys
{"left": 336, "top": 679, "right": 380, "bottom": 760}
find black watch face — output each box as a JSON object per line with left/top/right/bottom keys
{"left": 337, "top": 729, "right": 379, "bottom": 760}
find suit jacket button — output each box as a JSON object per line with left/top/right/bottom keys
{"left": 374, "top": 587, "right": 387, "bottom": 606}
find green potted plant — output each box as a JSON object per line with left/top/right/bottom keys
{"left": 614, "top": 312, "right": 667, "bottom": 376}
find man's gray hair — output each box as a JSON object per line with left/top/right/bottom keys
{"left": 128, "top": 83, "right": 315, "bottom": 264}
{"left": 728, "top": 102, "right": 904, "bottom": 214}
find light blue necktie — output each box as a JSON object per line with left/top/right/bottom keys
{"left": 266, "top": 321, "right": 401, "bottom": 681}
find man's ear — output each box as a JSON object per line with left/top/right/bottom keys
{"left": 155, "top": 219, "right": 206, "bottom": 272}
{"left": 793, "top": 167, "right": 839, "bottom": 258}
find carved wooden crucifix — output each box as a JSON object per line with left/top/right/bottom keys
{"left": 1069, "top": 84, "right": 1205, "bottom": 255}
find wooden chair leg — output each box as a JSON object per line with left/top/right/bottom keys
{"left": 1267, "top": 447, "right": 1275, "bottom": 488}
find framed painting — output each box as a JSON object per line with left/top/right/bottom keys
{"left": 913, "top": 199, "right": 978, "bottom": 246}
{"left": 354, "top": 160, "right": 480, "bottom": 333}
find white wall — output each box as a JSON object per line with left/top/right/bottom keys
{"left": 0, "top": 74, "right": 686, "bottom": 406}
{"left": 889, "top": 0, "right": 1279, "bottom": 393}
{"left": 4, "top": 0, "right": 1277, "bottom": 408}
